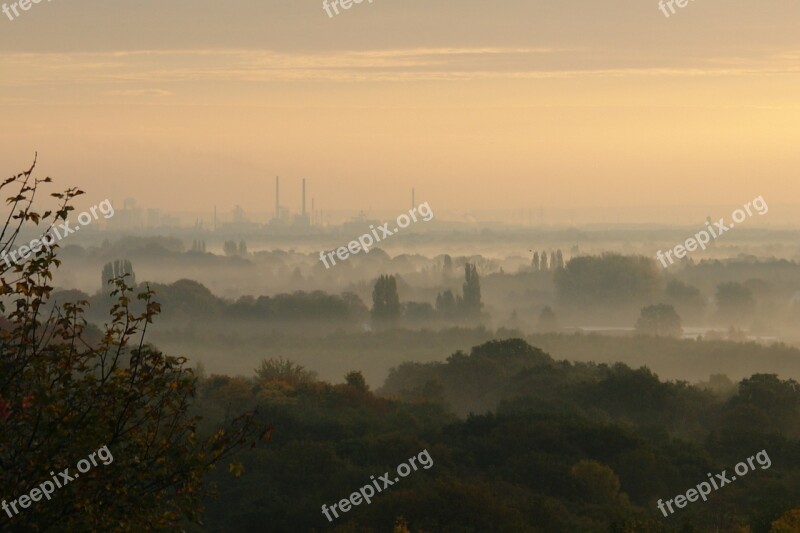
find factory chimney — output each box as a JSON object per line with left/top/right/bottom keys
{"left": 275, "top": 176, "right": 280, "bottom": 220}
{"left": 302, "top": 178, "right": 307, "bottom": 218}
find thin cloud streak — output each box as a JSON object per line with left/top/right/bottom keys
{"left": 4, "top": 47, "right": 800, "bottom": 89}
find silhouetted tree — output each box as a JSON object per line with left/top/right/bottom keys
{"left": 255, "top": 357, "right": 316, "bottom": 384}
{"left": 101, "top": 259, "right": 135, "bottom": 292}
{"left": 635, "top": 303, "right": 682, "bottom": 337}
{"left": 570, "top": 460, "right": 629, "bottom": 507}
{"left": 664, "top": 279, "right": 705, "bottom": 321}
{"left": 554, "top": 253, "right": 660, "bottom": 309}
{"left": 345, "top": 370, "right": 368, "bottom": 391}
{"left": 532, "top": 251, "right": 540, "bottom": 271}
{"left": 462, "top": 263, "right": 482, "bottom": 319}
{"left": 436, "top": 289, "right": 458, "bottom": 318}
{"left": 372, "top": 274, "right": 400, "bottom": 322}
{"left": 0, "top": 160, "right": 263, "bottom": 531}
{"left": 403, "top": 301, "right": 436, "bottom": 322}
{"left": 442, "top": 254, "right": 453, "bottom": 278}
{"left": 540, "top": 251, "right": 549, "bottom": 271}
{"left": 715, "top": 282, "right": 756, "bottom": 326}
{"left": 223, "top": 240, "right": 238, "bottom": 256}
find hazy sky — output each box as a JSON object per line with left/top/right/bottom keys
{"left": 1, "top": 0, "right": 800, "bottom": 221}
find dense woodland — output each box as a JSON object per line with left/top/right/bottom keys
{"left": 194, "top": 339, "right": 800, "bottom": 532}
{"left": 17, "top": 246, "right": 800, "bottom": 532}
{"left": 6, "top": 0, "right": 799, "bottom": 529}
{"left": 5, "top": 170, "right": 800, "bottom": 532}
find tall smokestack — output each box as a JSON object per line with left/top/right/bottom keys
{"left": 275, "top": 176, "right": 280, "bottom": 220}
{"left": 302, "top": 178, "right": 306, "bottom": 218}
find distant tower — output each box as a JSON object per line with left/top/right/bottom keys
{"left": 275, "top": 176, "right": 280, "bottom": 220}
{"left": 302, "top": 178, "right": 307, "bottom": 218}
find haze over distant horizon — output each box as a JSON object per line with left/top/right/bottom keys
{"left": 2, "top": 1, "right": 800, "bottom": 223}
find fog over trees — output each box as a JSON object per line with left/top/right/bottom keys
{"left": 5, "top": 1, "right": 799, "bottom": 528}
{"left": 5, "top": 164, "right": 800, "bottom": 530}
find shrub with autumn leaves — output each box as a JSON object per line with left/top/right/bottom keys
{"left": 0, "top": 158, "right": 263, "bottom": 531}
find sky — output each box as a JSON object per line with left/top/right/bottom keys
{"left": 1, "top": 0, "right": 800, "bottom": 222}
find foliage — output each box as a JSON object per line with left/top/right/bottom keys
{"left": 442, "top": 254, "right": 453, "bottom": 278}
{"left": 435, "top": 289, "right": 459, "bottom": 318}
{"left": 255, "top": 357, "right": 317, "bottom": 384}
{"left": 770, "top": 508, "right": 800, "bottom": 532}
{"left": 345, "top": 370, "right": 369, "bottom": 391}
{"left": 664, "top": 279, "right": 705, "bottom": 320}
{"left": 101, "top": 259, "right": 135, "bottom": 292}
{"left": 393, "top": 516, "right": 412, "bottom": 533}
{"left": 716, "top": 282, "right": 757, "bottom": 326}
{"left": 433, "top": 263, "right": 483, "bottom": 322}
{"left": 372, "top": 274, "right": 401, "bottom": 323}
{"left": 0, "top": 160, "right": 263, "bottom": 531}
{"left": 193, "top": 337, "right": 800, "bottom": 532}
{"left": 554, "top": 253, "right": 661, "bottom": 309}
{"left": 524, "top": 331, "right": 800, "bottom": 386}
{"left": 570, "top": 460, "right": 628, "bottom": 507}
{"left": 223, "top": 240, "right": 238, "bottom": 257}
{"left": 461, "top": 263, "right": 482, "bottom": 319}
{"left": 114, "top": 284, "right": 368, "bottom": 323}
{"left": 402, "top": 301, "right": 436, "bottom": 322}
{"left": 635, "top": 303, "right": 682, "bottom": 337}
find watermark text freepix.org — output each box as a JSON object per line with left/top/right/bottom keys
{"left": 323, "top": 0, "right": 373, "bottom": 19}
{"left": 657, "top": 449, "right": 771, "bottom": 517}
{"left": 656, "top": 196, "right": 767, "bottom": 268}
{"left": 3, "top": 0, "right": 53, "bottom": 22}
{"left": 658, "top": 0, "right": 696, "bottom": 18}
{"left": 321, "top": 449, "right": 433, "bottom": 522}
{"left": 1, "top": 199, "right": 114, "bottom": 269}
{"left": 2, "top": 445, "right": 114, "bottom": 519}
{"left": 319, "top": 201, "right": 433, "bottom": 269}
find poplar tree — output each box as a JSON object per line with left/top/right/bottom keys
{"left": 462, "top": 263, "right": 482, "bottom": 319}
{"left": 371, "top": 274, "right": 400, "bottom": 322}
